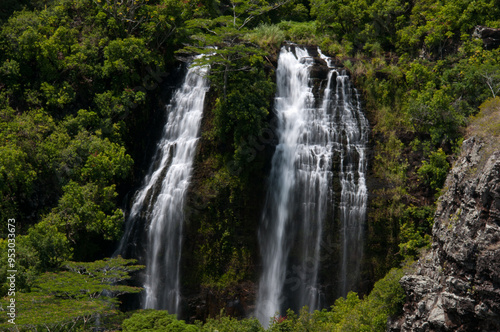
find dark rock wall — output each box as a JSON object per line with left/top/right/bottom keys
{"left": 473, "top": 26, "right": 500, "bottom": 50}
{"left": 390, "top": 136, "right": 500, "bottom": 331}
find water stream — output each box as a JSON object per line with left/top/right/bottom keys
{"left": 256, "top": 46, "right": 368, "bottom": 327}
{"left": 116, "top": 60, "right": 209, "bottom": 314}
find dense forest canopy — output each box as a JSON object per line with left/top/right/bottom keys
{"left": 1, "top": 0, "right": 499, "bottom": 330}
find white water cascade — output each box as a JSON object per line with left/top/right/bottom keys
{"left": 116, "top": 60, "right": 209, "bottom": 314}
{"left": 256, "top": 45, "right": 368, "bottom": 327}
{"left": 334, "top": 64, "right": 369, "bottom": 299}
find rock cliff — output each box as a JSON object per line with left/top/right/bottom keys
{"left": 390, "top": 108, "right": 500, "bottom": 331}
{"left": 473, "top": 26, "right": 500, "bottom": 49}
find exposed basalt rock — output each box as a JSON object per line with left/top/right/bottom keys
{"left": 473, "top": 26, "right": 500, "bottom": 49}
{"left": 390, "top": 136, "right": 500, "bottom": 331}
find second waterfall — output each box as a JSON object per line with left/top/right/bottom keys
{"left": 256, "top": 45, "right": 369, "bottom": 326}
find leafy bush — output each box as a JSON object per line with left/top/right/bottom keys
{"left": 417, "top": 148, "right": 450, "bottom": 193}
{"left": 122, "top": 310, "right": 197, "bottom": 332}
{"left": 266, "top": 268, "right": 406, "bottom": 332}
{"left": 201, "top": 315, "right": 264, "bottom": 332}
{"left": 398, "top": 205, "right": 434, "bottom": 260}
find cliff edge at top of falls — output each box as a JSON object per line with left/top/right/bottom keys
{"left": 389, "top": 97, "right": 500, "bottom": 332}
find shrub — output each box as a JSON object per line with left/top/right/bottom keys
{"left": 417, "top": 148, "right": 450, "bottom": 193}
{"left": 122, "top": 310, "right": 197, "bottom": 332}
{"left": 246, "top": 24, "right": 286, "bottom": 52}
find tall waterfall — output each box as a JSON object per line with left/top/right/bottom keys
{"left": 116, "top": 60, "right": 209, "bottom": 314}
{"left": 256, "top": 46, "right": 368, "bottom": 327}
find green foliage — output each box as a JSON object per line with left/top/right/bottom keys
{"left": 311, "top": 0, "right": 369, "bottom": 38}
{"left": 201, "top": 314, "right": 264, "bottom": 332}
{"left": 193, "top": 166, "right": 254, "bottom": 289}
{"left": 311, "top": 0, "right": 408, "bottom": 52}
{"left": 0, "top": 292, "right": 109, "bottom": 330}
{"left": 0, "top": 0, "right": 158, "bottom": 238}
{"left": 122, "top": 310, "right": 197, "bottom": 332}
{"left": 0, "top": 0, "right": 38, "bottom": 22}
{"left": 273, "top": 1, "right": 310, "bottom": 22}
{"left": 373, "top": 132, "right": 407, "bottom": 184}
{"left": 0, "top": 143, "right": 36, "bottom": 218}
{"left": 213, "top": 59, "right": 274, "bottom": 170}
{"left": 407, "top": 86, "right": 466, "bottom": 145}
{"left": 0, "top": 236, "right": 43, "bottom": 295}
{"left": 417, "top": 148, "right": 450, "bottom": 193}
{"left": 455, "top": 48, "right": 500, "bottom": 104}
{"left": 2, "top": 0, "right": 500, "bottom": 328}
{"left": 25, "top": 223, "right": 73, "bottom": 271}
{"left": 335, "top": 267, "right": 405, "bottom": 331}
{"left": 40, "top": 256, "right": 143, "bottom": 300}
{"left": 103, "top": 36, "right": 163, "bottom": 88}
{"left": 181, "top": 0, "right": 288, "bottom": 100}
{"left": 0, "top": 256, "right": 143, "bottom": 330}
{"left": 398, "top": 205, "right": 434, "bottom": 260}
{"left": 398, "top": 222, "right": 431, "bottom": 260}
{"left": 277, "top": 20, "right": 318, "bottom": 45}
{"left": 39, "top": 180, "right": 125, "bottom": 260}
{"left": 246, "top": 23, "right": 286, "bottom": 52}
{"left": 396, "top": 0, "right": 500, "bottom": 57}
{"left": 266, "top": 268, "right": 406, "bottom": 331}
{"left": 123, "top": 310, "right": 265, "bottom": 332}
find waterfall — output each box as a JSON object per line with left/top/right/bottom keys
{"left": 116, "top": 60, "right": 209, "bottom": 315}
{"left": 256, "top": 45, "right": 368, "bottom": 327}
{"left": 335, "top": 65, "right": 369, "bottom": 298}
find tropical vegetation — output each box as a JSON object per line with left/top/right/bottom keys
{"left": 1, "top": 0, "right": 499, "bottom": 330}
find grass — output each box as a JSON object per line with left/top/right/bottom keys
{"left": 468, "top": 96, "right": 500, "bottom": 142}
{"left": 245, "top": 23, "right": 286, "bottom": 53}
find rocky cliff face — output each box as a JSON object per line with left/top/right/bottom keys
{"left": 473, "top": 26, "right": 500, "bottom": 49}
{"left": 390, "top": 135, "right": 500, "bottom": 331}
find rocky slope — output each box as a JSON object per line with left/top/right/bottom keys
{"left": 390, "top": 99, "right": 500, "bottom": 331}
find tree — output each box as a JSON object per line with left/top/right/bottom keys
{"left": 122, "top": 310, "right": 198, "bottom": 332}
{"left": 39, "top": 181, "right": 125, "bottom": 260}
{"left": 213, "top": 63, "right": 274, "bottom": 169}
{"left": 478, "top": 64, "right": 500, "bottom": 98}
{"left": 42, "top": 256, "right": 144, "bottom": 301}
{"left": 311, "top": 0, "right": 369, "bottom": 35}
{"left": 93, "top": 0, "right": 151, "bottom": 35}
{"left": 417, "top": 148, "right": 450, "bottom": 192}
{"left": 407, "top": 86, "right": 465, "bottom": 145}
{"left": 181, "top": 0, "right": 290, "bottom": 99}
{"left": 0, "top": 256, "right": 143, "bottom": 330}
{"left": 102, "top": 36, "right": 163, "bottom": 89}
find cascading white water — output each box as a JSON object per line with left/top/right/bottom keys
{"left": 335, "top": 68, "right": 369, "bottom": 298}
{"left": 116, "top": 60, "right": 209, "bottom": 314}
{"left": 256, "top": 46, "right": 330, "bottom": 326}
{"left": 256, "top": 46, "right": 368, "bottom": 327}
